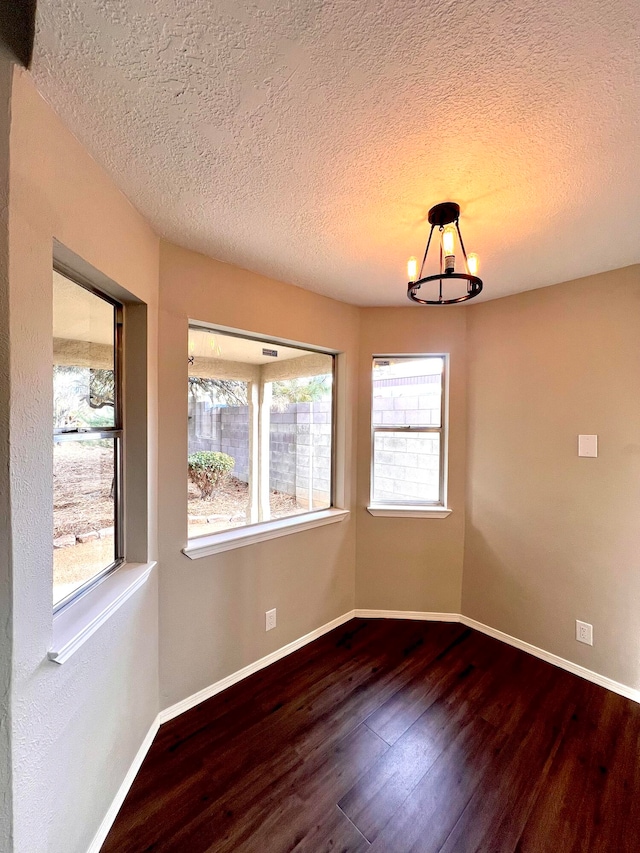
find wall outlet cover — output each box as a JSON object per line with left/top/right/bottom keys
{"left": 266, "top": 608, "right": 277, "bottom": 631}
{"left": 576, "top": 619, "right": 593, "bottom": 645}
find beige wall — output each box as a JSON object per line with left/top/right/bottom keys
{"left": 463, "top": 265, "right": 640, "bottom": 688}
{"left": 0, "top": 43, "right": 13, "bottom": 852}
{"left": 158, "top": 241, "right": 360, "bottom": 708}
{"left": 356, "top": 308, "right": 468, "bottom": 613}
{"left": 7, "top": 69, "right": 160, "bottom": 853}
{"left": 5, "top": 57, "right": 640, "bottom": 853}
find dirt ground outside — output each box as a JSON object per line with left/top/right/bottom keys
{"left": 53, "top": 444, "right": 305, "bottom": 599}
{"left": 54, "top": 441, "right": 115, "bottom": 537}
{"left": 187, "top": 476, "right": 300, "bottom": 537}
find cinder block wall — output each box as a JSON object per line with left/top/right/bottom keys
{"left": 371, "top": 383, "right": 441, "bottom": 501}
{"left": 220, "top": 406, "right": 250, "bottom": 482}
{"left": 290, "top": 402, "right": 332, "bottom": 508}
{"left": 187, "top": 400, "right": 332, "bottom": 504}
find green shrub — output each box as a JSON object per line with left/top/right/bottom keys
{"left": 188, "top": 451, "right": 235, "bottom": 498}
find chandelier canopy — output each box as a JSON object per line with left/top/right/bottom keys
{"left": 407, "top": 202, "right": 482, "bottom": 305}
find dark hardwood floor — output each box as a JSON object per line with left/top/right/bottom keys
{"left": 102, "top": 619, "right": 640, "bottom": 852}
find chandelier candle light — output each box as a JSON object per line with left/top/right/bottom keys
{"left": 407, "top": 202, "right": 482, "bottom": 305}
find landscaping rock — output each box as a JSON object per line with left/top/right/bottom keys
{"left": 98, "top": 527, "right": 115, "bottom": 539}
{"left": 207, "top": 514, "right": 229, "bottom": 522}
{"left": 77, "top": 531, "right": 99, "bottom": 544}
{"left": 188, "top": 515, "right": 208, "bottom": 524}
{"left": 53, "top": 534, "right": 76, "bottom": 549}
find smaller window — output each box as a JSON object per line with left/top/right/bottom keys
{"left": 53, "top": 269, "right": 124, "bottom": 609}
{"left": 370, "top": 355, "right": 447, "bottom": 506}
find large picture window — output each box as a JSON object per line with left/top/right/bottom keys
{"left": 53, "top": 269, "right": 123, "bottom": 608}
{"left": 188, "top": 326, "right": 335, "bottom": 538}
{"left": 370, "top": 355, "right": 447, "bottom": 506}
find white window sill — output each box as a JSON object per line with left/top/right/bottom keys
{"left": 367, "top": 505, "right": 452, "bottom": 518}
{"left": 49, "top": 561, "right": 156, "bottom": 665}
{"left": 183, "top": 508, "right": 350, "bottom": 559}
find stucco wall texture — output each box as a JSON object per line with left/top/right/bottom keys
{"left": 0, "top": 42, "right": 14, "bottom": 853}
{"left": 7, "top": 68, "right": 160, "bottom": 853}
{"left": 3, "top": 62, "right": 640, "bottom": 853}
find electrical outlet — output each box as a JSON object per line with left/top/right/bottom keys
{"left": 576, "top": 620, "right": 593, "bottom": 646}
{"left": 266, "top": 608, "right": 277, "bottom": 631}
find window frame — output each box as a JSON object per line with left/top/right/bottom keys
{"left": 53, "top": 263, "right": 125, "bottom": 613}
{"left": 370, "top": 353, "right": 448, "bottom": 509}
{"left": 187, "top": 323, "right": 337, "bottom": 540}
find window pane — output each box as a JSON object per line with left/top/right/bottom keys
{"left": 372, "top": 356, "right": 443, "bottom": 428}
{"left": 53, "top": 438, "right": 117, "bottom": 605}
{"left": 53, "top": 271, "right": 115, "bottom": 430}
{"left": 268, "top": 359, "right": 333, "bottom": 518}
{"left": 187, "top": 326, "right": 334, "bottom": 536}
{"left": 188, "top": 375, "right": 250, "bottom": 537}
{"left": 373, "top": 431, "right": 440, "bottom": 503}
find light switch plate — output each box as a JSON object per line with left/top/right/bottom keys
{"left": 578, "top": 435, "right": 598, "bottom": 457}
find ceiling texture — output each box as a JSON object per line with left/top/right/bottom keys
{"left": 32, "top": 0, "right": 640, "bottom": 305}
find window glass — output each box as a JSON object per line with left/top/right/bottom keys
{"left": 53, "top": 438, "right": 117, "bottom": 603}
{"left": 372, "top": 431, "right": 440, "bottom": 503}
{"left": 267, "top": 369, "right": 333, "bottom": 517}
{"left": 53, "top": 273, "right": 115, "bottom": 429}
{"left": 188, "top": 372, "right": 251, "bottom": 536}
{"left": 53, "top": 270, "right": 122, "bottom": 607}
{"left": 188, "top": 327, "right": 334, "bottom": 538}
{"left": 371, "top": 356, "right": 445, "bottom": 506}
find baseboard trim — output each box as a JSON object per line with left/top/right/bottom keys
{"left": 355, "top": 608, "right": 640, "bottom": 705}
{"left": 461, "top": 614, "right": 640, "bottom": 705}
{"left": 85, "top": 611, "right": 357, "bottom": 852}
{"left": 159, "top": 609, "right": 357, "bottom": 724}
{"left": 355, "top": 609, "right": 461, "bottom": 622}
{"left": 87, "top": 714, "right": 160, "bottom": 853}
{"left": 88, "top": 606, "right": 639, "bottom": 851}
{"left": 161, "top": 608, "right": 640, "bottom": 726}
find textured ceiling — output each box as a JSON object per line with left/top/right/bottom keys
{"left": 32, "top": 0, "right": 640, "bottom": 305}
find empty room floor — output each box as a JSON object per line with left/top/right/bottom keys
{"left": 102, "top": 619, "right": 640, "bottom": 852}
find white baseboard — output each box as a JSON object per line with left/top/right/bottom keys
{"left": 356, "top": 608, "right": 640, "bottom": 705}
{"left": 88, "top": 606, "right": 639, "bottom": 852}
{"left": 87, "top": 611, "right": 356, "bottom": 851}
{"left": 159, "top": 609, "right": 357, "bottom": 724}
{"left": 461, "top": 614, "right": 640, "bottom": 705}
{"left": 87, "top": 714, "right": 160, "bottom": 853}
{"left": 161, "top": 607, "right": 640, "bottom": 726}
{"left": 355, "top": 609, "right": 461, "bottom": 622}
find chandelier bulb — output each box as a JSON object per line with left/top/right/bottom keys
{"left": 405, "top": 201, "right": 483, "bottom": 305}
{"left": 442, "top": 225, "right": 456, "bottom": 256}
{"left": 442, "top": 225, "right": 456, "bottom": 273}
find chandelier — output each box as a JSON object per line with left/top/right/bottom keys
{"left": 407, "top": 202, "right": 482, "bottom": 305}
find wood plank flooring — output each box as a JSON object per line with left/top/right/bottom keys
{"left": 102, "top": 619, "right": 640, "bottom": 852}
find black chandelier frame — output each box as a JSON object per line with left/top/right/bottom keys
{"left": 407, "top": 202, "right": 483, "bottom": 305}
